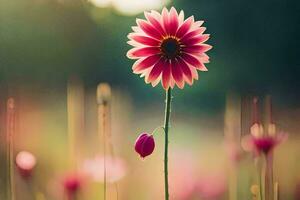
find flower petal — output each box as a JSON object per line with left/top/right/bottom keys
{"left": 137, "top": 19, "right": 163, "bottom": 40}
{"left": 197, "top": 53, "right": 210, "bottom": 63}
{"left": 162, "top": 60, "right": 171, "bottom": 90}
{"left": 151, "top": 74, "right": 162, "bottom": 87}
{"left": 127, "top": 47, "right": 160, "bottom": 59}
{"left": 170, "top": 78, "right": 175, "bottom": 88}
{"left": 128, "top": 34, "right": 160, "bottom": 46}
{"left": 141, "top": 135, "right": 155, "bottom": 157}
{"left": 181, "top": 34, "right": 210, "bottom": 45}
{"left": 168, "top": 7, "right": 179, "bottom": 36}
{"left": 145, "top": 11, "right": 166, "bottom": 36}
{"left": 135, "top": 133, "right": 148, "bottom": 154}
{"left": 190, "top": 65, "right": 199, "bottom": 80}
{"left": 172, "top": 59, "right": 184, "bottom": 89}
{"left": 191, "top": 20, "right": 204, "bottom": 30}
{"left": 162, "top": 8, "right": 170, "bottom": 35}
{"left": 181, "top": 27, "right": 206, "bottom": 41}
{"left": 147, "top": 58, "right": 165, "bottom": 83}
{"left": 176, "top": 16, "right": 194, "bottom": 38}
{"left": 131, "top": 26, "right": 140, "bottom": 33}
{"left": 183, "top": 44, "right": 212, "bottom": 54}
{"left": 178, "top": 10, "right": 184, "bottom": 25}
{"left": 181, "top": 53, "right": 207, "bottom": 71}
{"left": 132, "top": 54, "right": 161, "bottom": 73}
{"left": 178, "top": 58, "right": 193, "bottom": 85}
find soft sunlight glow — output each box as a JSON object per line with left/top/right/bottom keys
{"left": 112, "top": 0, "right": 168, "bottom": 15}
{"left": 89, "top": 0, "right": 111, "bottom": 8}
{"left": 89, "top": 0, "right": 168, "bottom": 15}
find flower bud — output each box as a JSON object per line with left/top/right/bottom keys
{"left": 134, "top": 133, "right": 155, "bottom": 158}
{"left": 63, "top": 173, "right": 82, "bottom": 198}
{"left": 97, "top": 83, "right": 111, "bottom": 105}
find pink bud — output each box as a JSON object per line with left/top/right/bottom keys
{"left": 134, "top": 133, "right": 155, "bottom": 158}
{"left": 63, "top": 174, "right": 82, "bottom": 199}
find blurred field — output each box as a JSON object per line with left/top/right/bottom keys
{"left": 0, "top": 84, "right": 300, "bottom": 199}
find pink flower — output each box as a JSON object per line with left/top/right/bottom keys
{"left": 242, "top": 97, "right": 288, "bottom": 156}
{"left": 15, "top": 151, "right": 37, "bottom": 179}
{"left": 243, "top": 133, "right": 287, "bottom": 156}
{"left": 63, "top": 173, "right": 83, "bottom": 200}
{"left": 134, "top": 133, "right": 155, "bottom": 158}
{"left": 127, "top": 7, "right": 212, "bottom": 89}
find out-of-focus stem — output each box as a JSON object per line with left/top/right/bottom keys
{"left": 66, "top": 192, "right": 76, "bottom": 200}
{"left": 229, "top": 168, "right": 238, "bottom": 200}
{"left": 163, "top": 88, "right": 172, "bottom": 200}
{"left": 97, "top": 83, "right": 112, "bottom": 200}
{"left": 67, "top": 77, "right": 85, "bottom": 168}
{"left": 100, "top": 103, "right": 107, "bottom": 200}
{"left": 6, "top": 98, "right": 15, "bottom": 200}
{"left": 265, "top": 154, "right": 274, "bottom": 200}
{"left": 255, "top": 158, "right": 263, "bottom": 200}
{"left": 274, "top": 182, "right": 278, "bottom": 200}
{"left": 224, "top": 93, "right": 241, "bottom": 200}
{"left": 6, "top": 98, "right": 16, "bottom": 200}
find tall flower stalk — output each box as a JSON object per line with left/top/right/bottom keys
{"left": 264, "top": 96, "right": 274, "bottom": 200}
{"left": 163, "top": 88, "right": 172, "bottom": 200}
{"left": 127, "top": 7, "right": 212, "bottom": 200}
{"left": 97, "top": 83, "right": 120, "bottom": 200}
{"left": 67, "top": 77, "right": 85, "bottom": 168}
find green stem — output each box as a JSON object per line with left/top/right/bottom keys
{"left": 102, "top": 104, "right": 107, "bottom": 200}
{"left": 256, "top": 158, "right": 263, "bottom": 200}
{"left": 259, "top": 167, "right": 264, "bottom": 200}
{"left": 265, "top": 154, "right": 274, "bottom": 200}
{"left": 163, "top": 88, "right": 172, "bottom": 200}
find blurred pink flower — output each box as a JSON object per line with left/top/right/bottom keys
{"left": 82, "top": 155, "right": 127, "bottom": 183}
{"left": 63, "top": 173, "right": 84, "bottom": 200}
{"left": 242, "top": 97, "right": 288, "bottom": 156}
{"left": 195, "top": 173, "right": 227, "bottom": 200}
{"left": 127, "top": 7, "right": 212, "bottom": 89}
{"left": 242, "top": 133, "right": 287, "bottom": 156}
{"left": 15, "top": 151, "right": 37, "bottom": 179}
{"left": 135, "top": 133, "right": 155, "bottom": 158}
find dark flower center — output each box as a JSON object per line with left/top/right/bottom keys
{"left": 254, "top": 137, "right": 275, "bottom": 154}
{"left": 160, "top": 37, "right": 181, "bottom": 59}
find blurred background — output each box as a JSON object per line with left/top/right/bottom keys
{"left": 0, "top": 0, "right": 300, "bottom": 199}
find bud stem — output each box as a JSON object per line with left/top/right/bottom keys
{"left": 151, "top": 126, "right": 164, "bottom": 136}
{"left": 265, "top": 154, "right": 274, "bottom": 200}
{"left": 163, "top": 88, "right": 172, "bottom": 200}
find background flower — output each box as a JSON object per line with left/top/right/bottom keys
{"left": 15, "top": 151, "right": 37, "bottom": 179}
